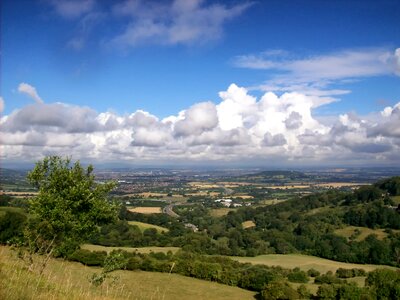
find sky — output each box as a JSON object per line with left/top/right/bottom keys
{"left": 1, "top": 0, "right": 400, "bottom": 167}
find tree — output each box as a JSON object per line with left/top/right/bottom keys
{"left": 24, "top": 156, "right": 118, "bottom": 258}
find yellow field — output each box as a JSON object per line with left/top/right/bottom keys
{"left": 231, "top": 254, "right": 397, "bottom": 274}
{"left": 128, "top": 207, "right": 162, "bottom": 214}
{"left": 0, "top": 191, "right": 37, "bottom": 196}
{"left": 0, "top": 246, "right": 255, "bottom": 300}
{"left": 334, "top": 226, "right": 398, "bottom": 241}
{"left": 81, "top": 244, "right": 180, "bottom": 254}
{"left": 127, "top": 221, "right": 169, "bottom": 233}
{"left": 242, "top": 220, "right": 256, "bottom": 229}
{"left": 209, "top": 208, "right": 237, "bottom": 217}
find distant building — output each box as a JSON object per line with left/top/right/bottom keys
{"left": 184, "top": 223, "right": 198, "bottom": 232}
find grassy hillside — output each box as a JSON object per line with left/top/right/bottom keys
{"left": 127, "top": 221, "right": 169, "bottom": 233}
{"left": 334, "top": 226, "right": 398, "bottom": 241}
{"left": 0, "top": 246, "right": 255, "bottom": 300}
{"left": 231, "top": 254, "right": 398, "bottom": 274}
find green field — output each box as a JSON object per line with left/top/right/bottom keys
{"left": 334, "top": 226, "right": 396, "bottom": 241}
{"left": 0, "top": 246, "right": 255, "bottom": 300}
{"left": 209, "top": 208, "right": 237, "bottom": 217}
{"left": 128, "top": 221, "right": 169, "bottom": 233}
{"left": 82, "top": 244, "right": 180, "bottom": 254}
{"left": 231, "top": 254, "right": 397, "bottom": 274}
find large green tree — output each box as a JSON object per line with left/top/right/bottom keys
{"left": 25, "top": 156, "right": 118, "bottom": 257}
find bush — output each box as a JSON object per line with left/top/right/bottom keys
{"left": 315, "top": 273, "right": 344, "bottom": 284}
{"left": 287, "top": 270, "right": 309, "bottom": 283}
{"left": 261, "top": 281, "right": 299, "bottom": 300}
{"left": 307, "top": 268, "right": 320, "bottom": 277}
{"left": 68, "top": 249, "right": 107, "bottom": 266}
{"left": 336, "top": 268, "right": 366, "bottom": 278}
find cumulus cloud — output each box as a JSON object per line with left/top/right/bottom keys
{"left": 110, "top": 0, "right": 253, "bottom": 48}
{"left": 1, "top": 84, "right": 400, "bottom": 165}
{"left": 174, "top": 102, "right": 218, "bottom": 136}
{"left": 18, "top": 83, "right": 44, "bottom": 104}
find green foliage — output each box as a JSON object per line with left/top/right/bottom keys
{"left": 307, "top": 268, "right": 321, "bottom": 277}
{"left": 287, "top": 269, "right": 309, "bottom": 283}
{"left": 0, "top": 211, "right": 27, "bottom": 243}
{"left": 336, "top": 268, "right": 366, "bottom": 278}
{"left": 68, "top": 249, "right": 107, "bottom": 266}
{"left": 261, "top": 281, "right": 299, "bottom": 300}
{"left": 25, "top": 156, "right": 119, "bottom": 256}
{"left": 314, "top": 272, "right": 345, "bottom": 284}
{"left": 375, "top": 176, "right": 400, "bottom": 196}
{"left": 365, "top": 268, "right": 400, "bottom": 299}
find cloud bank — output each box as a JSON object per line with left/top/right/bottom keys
{"left": 1, "top": 83, "right": 400, "bottom": 165}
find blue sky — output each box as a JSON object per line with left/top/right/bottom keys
{"left": 1, "top": 0, "right": 400, "bottom": 166}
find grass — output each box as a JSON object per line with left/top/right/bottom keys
{"left": 334, "top": 226, "right": 396, "bottom": 241}
{"left": 127, "top": 207, "right": 163, "bottom": 214}
{"left": 0, "top": 246, "right": 256, "bottom": 300}
{"left": 209, "top": 208, "right": 237, "bottom": 217}
{"left": 127, "top": 221, "right": 169, "bottom": 233}
{"left": 81, "top": 244, "right": 181, "bottom": 254}
{"left": 230, "top": 254, "right": 398, "bottom": 274}
{"left": 242, "top": 220, "right": 256, "bottom": 229}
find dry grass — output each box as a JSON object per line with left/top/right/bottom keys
{"left": 334, "top": 226, "right": 398, "bottom": 241}
{"left": 231, "top": 254, "right": 398, "bottom": 274}
{"left": 265, "top": 185, "right": 310, "bottom": 189}
{"left": 242, "top": 221, "right": 256, "bottom": 229}
{"left": 127, "top": 221, "right": 169, "bottom": 233}
{"left": 81, "top": 244, "right": 180, "bottom": 254}
{"left": 128, "top": 207, "right": 162, "bottom": 214}
{"left": 0, "top": 246, "right": 255, "bottom": 300}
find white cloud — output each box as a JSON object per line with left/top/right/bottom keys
{"left": 234, "top": 47, "right": 400, "bottom": 100}
{"left": 18, "top": 83, "right": 44, "bottom": 104}
{"left": 1, "top": 84, "right": 400, "bottom": 165}
{"left": 110, "top": 0, "right": 253, "bottom": 48}
{"left": 48, "top": 0, "right": 95, "bottom": 19}
{"left": 0, "top": 97, "right": 4, "bottom": 113}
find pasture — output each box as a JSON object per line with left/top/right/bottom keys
{"left": 0, "top": 246, "right": 255, "bottom": 300}
{"left": 128, "top": 221, "right": 169, "bottom": 233}
{"left": 334, "top": 226, "right": 388, "bottom": 241}
{"left": 231, "top": 254, "right": 397, "bottom": 274}
{"left": 209, "top": 208, "right": 237, "bottom": 217}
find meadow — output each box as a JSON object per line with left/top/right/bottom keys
{"left": 0, "top": 246, "right": 255, "bottom": 300}
{"left": 127, "top": 221, "right": 169, "bottom": 233}
{"left": 231, "top": 254, "right": 398, "bottom": 273}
